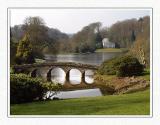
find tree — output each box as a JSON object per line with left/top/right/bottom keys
{"left": 131, "top": 16, "right": 150, "bottom": 67}
{"left": 23, "top": 16, "right": 49, "bottom": 58}
{"left": 10, "top": 28, "right": 18, "bottom": 65}
{"left": 70, "top": 22, "right": 102, "bottom": 53}
{"left": 15, "top": 34, "right": 35, "bottom": 64}
{"left": 95, "top": 32, "right": 103, "bottom": 49}
{"left": 138, "top": 17, "right": 144, "bottom": 33}
{"left": 107, "top": 18, "right": 138, "bottom": 48}
{"left": 131, "top": 30, "right": 136, "bottom": 42}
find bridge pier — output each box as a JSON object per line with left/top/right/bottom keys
{"left": 81, "top": 71, "right": 86, "bottom": 84}
{"left": 66, "top": 70, "right": 70, "bottom": 82}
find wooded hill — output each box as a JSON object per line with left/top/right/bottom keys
{"left": 10, "top": 16, "right": 150, "bottom": 66}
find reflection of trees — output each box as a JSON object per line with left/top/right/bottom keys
{"left": 44, "top": 54, "right": 58, "bottom": 62}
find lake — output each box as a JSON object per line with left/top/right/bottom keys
{"left": 45, "top": 52, "right": 121, "bottom": 65}
{"left": 44, "top": 52, "right": 122, "bottom": 99}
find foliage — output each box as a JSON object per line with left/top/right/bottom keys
{"left": 42, "top": 82, "right": 62, "bottom": 100}
{"left": 11, "top": 17, "right": 69, "bottom": 56}
{"left": 10, "top": 67, "right": 15, "bottom": 74}
{"left": 101, "top": 16, "right": 149, "bottom": 48}
{"left": 10, "top": 73, "right": 62, "bottom": 104}
{"left": 70, "top": 22, "right": 102, "bottom": 53}
{"left": 95, "top": 31, "right": 103, "bottom": 49}
{"left": 116, "top": 58, "right": 144, "bottom": 77}
{"left": 23, "top": 16, "right": 49, "bottom": 58}
{"left": 108, "top": 19, "right": 138, "bottom": 48}
{"left": 10, "top": 74, "right": 45, "bottom": 104}
{"left": 78, "top": 42, "right": 95, "bottom": 53}
{"left": 98, "top": 55, "right": 144, "bottom": 77}
{"left": 11, "top": 16, "right": 150, "bottom": 56}
{"left": 130, "top": 16, "right": 150, "bottom": 67}
{"left": 15, "top": 34, "right": 35, "bottom": 64}
{"left": 10, "top": 37, "right": 18, "bottom": 65}
{"left": 131, "top": 30, "right": 136, "bottom": 42}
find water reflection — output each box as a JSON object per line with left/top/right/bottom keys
{"left": 43, "top": 52, "right": 122, "bottom": 98}
{"left": 54, "top": 88, "right": 102, "bottom": 99}
{"left": 85, "top": 70, "right": 94, "bottom": 84}
{"left": 50, "top": 68, "right": 94, "bottom": 85}
{"left": 51, "top": 68, "right": 65, "bottom": 85}
{"left": 69, "top": 69, "right": 81, "bottom": 85}
{"left": 45, "top": 52, "right": 122, "bottom": 65}
{"left": 34, "top": 68, "right": 94, "bottom": 85}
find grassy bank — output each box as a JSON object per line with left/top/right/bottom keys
{"left": 96, "top": 48, "right": 128, "bottom": 53}
{"left": 11, "top": 88, "right": 150, "bottom": 115}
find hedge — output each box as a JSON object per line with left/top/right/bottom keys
{"left": 10, "top": 74, "right": 62, "bottom": 104}
{"left": 98, "top": 55, "right": 144, "bottom": 77}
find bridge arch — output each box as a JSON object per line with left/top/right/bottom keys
{"left": 69, "top": 68, "right": 82, "bottom": 85}
{"left": 51, "top": 67, "right": 66, "bottom": 84}
{"left": 46, "top": 67, "right": 67, "bottom": 82}
{"left": 84, "top": 70, "right": 94, "bottom": 84}
{"left": 30, "top": 68, "right": 44, "bottom": 78}
{"left": 30, "top": 69, "right": 38, "bottom": 77}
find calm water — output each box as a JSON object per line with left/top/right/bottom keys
{"left": 45, "top": 52, "right": 121, "bottom": 65}
{"left": 46, "top": 88, "right": 102, "bottom": 99}
{"left": 43, "top": 52, "right": 121, "bottom": 99}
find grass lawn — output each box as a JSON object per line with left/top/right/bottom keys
{"left": 10, "top": 88, "right": 150, "bottom": 115}
{"left": 96, "top": 48, "right": 128, "bottom": 53}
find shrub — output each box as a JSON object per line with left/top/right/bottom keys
{"left": 10, "top": 74, "right": 62, "bottom": 104}
{"left": 98, "top": 55, "right": 144, "bottom": 77}
{"left": 42, "top": 82, "right": 62, "bottom": 100}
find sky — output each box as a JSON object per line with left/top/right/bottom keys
{"left": 10, "top": 9, "right": 150, "bottom": 34}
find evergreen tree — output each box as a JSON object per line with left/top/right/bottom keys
{"left": 15, "top": 34, "right": 35, "bottom": 64}
{"left": 131, "top": 30, "right": 136, "bottom": 42}
{"left": 95, "top": 32, "right": 103, "bottom": 49}
{"left": 10, "top": 28, "right": 17, "bottom": 65}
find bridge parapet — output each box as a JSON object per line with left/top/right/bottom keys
{"left": 13, "top": 62, "right": 99, "bottom": 70}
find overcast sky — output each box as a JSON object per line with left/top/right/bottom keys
{"left": 10, "top": 9, "right": 150, "bottom": 34}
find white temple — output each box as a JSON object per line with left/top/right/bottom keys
{"left": 102, "top": 38, "right": 115, "bottom": 48}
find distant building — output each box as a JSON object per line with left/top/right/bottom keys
{"left": 102, "top": 38, "right": 115, "bottom": 48}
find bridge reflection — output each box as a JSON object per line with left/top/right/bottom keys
{"left": 51, "top": 68, "right": 66, "bottom": 84}
{"left": 32, "top": 67, "right": 94, "bottom": 85}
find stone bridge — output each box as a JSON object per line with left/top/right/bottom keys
{"left": 13, "top": 62, "right": 99, "bottom": 85}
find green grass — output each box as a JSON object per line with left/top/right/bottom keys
{"left": 96, "top": 48, "right": 128, "bottom": 53}
{"left": 10, "top": 89, "right": 150, "bottom": 115}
